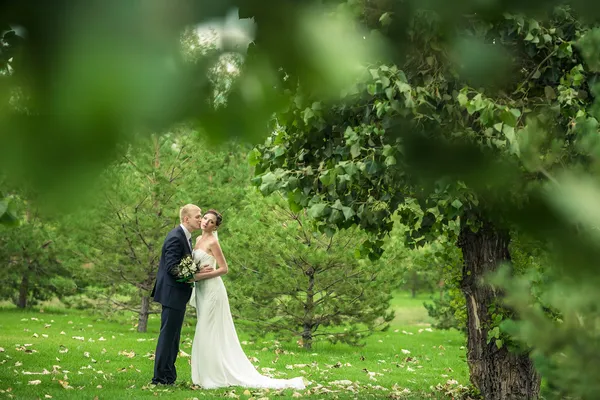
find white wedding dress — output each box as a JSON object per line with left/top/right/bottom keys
{"left": 189, "top": 248, "right": 306, "bottom": 390}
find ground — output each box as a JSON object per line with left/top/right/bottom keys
{"left": 0, "top": 292, "right": 470, "bottom": 399}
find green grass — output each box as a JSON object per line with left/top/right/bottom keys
{"left": 389, "top": 291, "right": 437, "bottom": 326}
{"left": 0, "top": 293, "right": 469, "bottom": 399}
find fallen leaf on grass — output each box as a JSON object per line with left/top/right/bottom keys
{"left": 0, "top": 347, "right": 4, "bottom": 352}
{"left": 22, "top": 369, "right": 50, "bottom": 375}
{"left": 72, "top": 336, "right": 85, "bottom": 341}
{"left": 44, "top": 395, "right": 52, "bottom": 399}
{"left": 15, "top": 361, "right": 22, "bottom": 367}
{"left": 28, "top": 380, "right": 41, "bottom": 385}
{"left": 329, "top": 380, "right": 354, "bottom": 386}
{"left": 118, "top": 350, "right": 135, "bottom": 358}
{"left": 58, "top": 380, "right": 73, "bottom": 389}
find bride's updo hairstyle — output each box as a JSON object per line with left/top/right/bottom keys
{"left": 205, "top": 209, "right": 223, "bottom": 227}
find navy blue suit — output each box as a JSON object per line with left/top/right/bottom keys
{"left": 151, "top": 226, "right": 193, "bottom": 385}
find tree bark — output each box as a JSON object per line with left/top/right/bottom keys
{"left": 137, "top": 295, "right": 150, "bottom": 333}
{"left": 458, "top": 222, "right": 540, "bottom": 400}
{"left": 17, "top": 274, "right": 29, "bottom": 308}
{"left": 302, "top": 268, "right": 315, "bottom": 350}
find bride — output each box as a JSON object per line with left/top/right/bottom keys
{"left": 189, "top": 209, "right": 306, "bottom": 390}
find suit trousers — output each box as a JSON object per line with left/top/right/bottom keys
{"left": 152, "top": 305, "right": 186, "bottom": 384}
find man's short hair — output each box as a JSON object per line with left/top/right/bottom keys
{"left": 180, "top": 204, "right": 199, "bottom": 223}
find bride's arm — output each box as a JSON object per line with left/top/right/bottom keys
{"left": 193, "top": 240, "right": 228, "bottom": 281}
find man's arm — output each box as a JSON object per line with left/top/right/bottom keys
{"left": 164, "top": 235, "right": 184, "bottom": 276}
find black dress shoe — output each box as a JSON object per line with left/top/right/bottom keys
{"left": 151, "top": 381, "right": 175, "bottom": 386}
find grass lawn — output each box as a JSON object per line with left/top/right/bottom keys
{"left": 0, "top": 292, "right": 469, "bottom": 399}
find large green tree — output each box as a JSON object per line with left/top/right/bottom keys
{"left": 226, "top": 190, "right": 396, "bottom": 349}
{"left": 251, "top": 5, "right": 600, "bottom": 399}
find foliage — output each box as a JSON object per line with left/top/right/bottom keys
{"left": 421, "top": 244, "right": 466, "bottom": 333}
{"left": 252, "top": 6, "right": 598, "bottom": 243}
{"left": 1, "top": 0, "right": 600, "bottom": 397}
{"left": 251, "top": 3, "right": 600, "bottom": 398}
{"left": 225, "top": 190, "right": 396, "bottom": 349}
{"left": 0, "top": 1, "right": 384, "bottom": 219}
{"left": 0, "top": 196, "right": 77, "bottom": 307}
{"left": 180, "top": 21, "right": 246, "bottom": 108}
{"left": 378, "top": 219, "right": 442, "bottom": 298}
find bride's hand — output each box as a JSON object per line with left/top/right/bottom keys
{"left": 199, "top": 265, "right": 214, "bottom": 273}
{"left": 192, "top": 267, "right": 215, "bottom": 281}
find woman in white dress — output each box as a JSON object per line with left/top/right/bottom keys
{"left": 189, "top": 209, "right": 306, "bottom": 390}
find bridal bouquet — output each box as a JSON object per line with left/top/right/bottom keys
{"left": 174, "top": 255, "right": 198, "bottom": 285}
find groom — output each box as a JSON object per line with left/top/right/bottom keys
{"left": 151, "top": 204, "right": 208, "bottom": 385}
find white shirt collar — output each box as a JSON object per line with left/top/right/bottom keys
{"left": 179, "top": 224, "right": 192, "bottom": 242}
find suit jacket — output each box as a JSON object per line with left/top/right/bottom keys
{"left": 151, "top": 226, "right": 193, "bottom": 310}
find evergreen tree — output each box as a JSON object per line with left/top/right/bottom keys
{"left": 0, "top": 195, "right": 76, "bottom": 308}
{"left": 226, "top": 190, "right": 395, "bottom": 349}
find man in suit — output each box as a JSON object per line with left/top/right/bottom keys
{"left": 151, "top": 204, "right": 210, "bottom": 385}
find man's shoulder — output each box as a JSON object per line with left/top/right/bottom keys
{"left": 165, "top": 226, "right": 183, "bottom": 240}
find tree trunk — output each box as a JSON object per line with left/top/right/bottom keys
{"left": 458, "top": 222, "right": 540, "bottom": 400}
{"left": 17, "top": 274, "right": 29, "bottom": 308}
{"left": 302, "top": 268, "right": 315, "bottom": 350}
{"left": 137, "top": 295, "right": 150, "bottom": 333}
{"left": 411, "top": 270, "right": 418, "bottom": 298}
{"left": 301, "top": 323, "right": 313, "bottom": 350}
